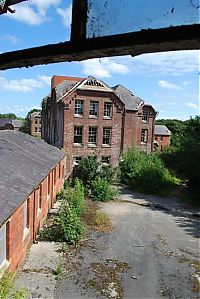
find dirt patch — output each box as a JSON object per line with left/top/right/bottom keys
{"left": 85, "top": 259, "right": 129, "bottom": 299}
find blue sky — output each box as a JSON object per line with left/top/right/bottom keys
{"left": 0, "top": 0, "right": 199, "bottom": 120}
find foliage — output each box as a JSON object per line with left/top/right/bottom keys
{"left": 91, "top": 177, "right": 118, "bottom": 202}
{"left": 177, "top": 116, "right": 200, "bottom": 200}
{"left": 0, "top": 272, "right": 28, "bottom": 299}
{"left": 0, "top": 113, "right": 17, "bottom": 119}
{"left": 99, "top": 164, "right": 115, "bottom": 183}
{"left": 53, "top": 264, "right": 63, "bottom": 280}
{"left": 120, "top": 147, "right": 179, "bottom": 196}
{"left": 60, "top": 202, "right": 85, "bottom": 244}
{"left": 72, "top": 156, "right": 99, "bottom": 187}
{"left": 156, "top": 118, "right": 186, "bottom": 147}
{"left": 92, "top": 211, "right": 112, "bottom": 232}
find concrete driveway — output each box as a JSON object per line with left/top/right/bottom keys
{"left": 56, "top": 188, "right": 200, "bottom": 299}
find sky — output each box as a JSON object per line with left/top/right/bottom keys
{"left": 0, "top": 0, "right": 199, "bottom": 120}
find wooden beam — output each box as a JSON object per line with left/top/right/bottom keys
{"left": 0, "top": 24, "right": 199, "bottom": 70}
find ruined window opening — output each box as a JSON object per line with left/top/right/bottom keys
{"left": 88, "top": 127, "right": 97, "bottom": 144}
{"left": 104, "top": 103, "right": 112, "bottom": 118}
{"left": 75, "top": 100, "right": 84, "bottom": 116}
{"left": 103, "top": 128, "right": 112, "bottom": 145}
{"left": 89, "top": 101, "right": 99, "bottom": 117}
{"left": 74, "top": 126, "right": 83, "bottom": 144}
{"left": 141, "top": 129, "right": 148, "bottom": 143}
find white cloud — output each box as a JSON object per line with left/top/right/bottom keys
{"left": 79, "top": 57, "right": 130, "bottom": 78}
{"left": 38, "top": 75, "right": 51, "bottom": 86}
{"left": 6, "top": 0, "right": 61, "bottom": 25}
{"left": 186, "top": 102, "right": 199, "bottom": 110}
{"left": 56, "top": 5, "right": 72, "bottom": 28}
{"left": 2, "top": 34, "right": 21, "bottom": 44}
{"left": 158, "top": 80, "right": 182, "bottom": 90}
{"left": 0, "top": 75, "right": 51, "bottom": 93}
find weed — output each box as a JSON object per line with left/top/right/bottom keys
{"left": 53, "top": 264, "right": 63, "bottom": 281}
{"left": 91, "top": 177, "right": 118, "bottom": 202}
{"left": 0, "top": 272, "right": 28, "bottom": 299}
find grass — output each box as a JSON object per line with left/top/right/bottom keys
{"left": 0, "top": 272, "right": 28, "bottom": 299}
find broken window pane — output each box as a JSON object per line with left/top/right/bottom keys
{"left": 87, "top": 0, "right": 199, "bottom": 38}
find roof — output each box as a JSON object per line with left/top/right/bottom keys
{"left": 55, "top": 79, "right": 80, "bottom": 100}
{"left": 29, "top": 111, "right": 41, "bottom": 118}
{"left": 0, "top": 118, "right": 23, "bottom": 128}
{"left": 112, "top": 84, "right": 144, "bottom": 110}
{"left": 0, "top": 130, "right": 65, "bottom": 226}
{"left": 52, "top": 75, "right": 84, "bottom": 89}
{"left": 155, "top": 125, "right": 171, "bottom": 136}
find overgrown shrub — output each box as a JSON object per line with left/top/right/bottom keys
{"left": 0, "top": 272, "right": 28, "bottom": 299}
{"left": 91, "top": 177, "right": 117, "bottom": 202}
{"left": 72, "top": 156, "right": 99, "bottom": 187}
{"left": 60, "top": 203, "right": 85, "bottom": 244}
{"left": 99, "top": 164, "right": 115, "bottom": 183}
{"left": 120, "top": 147, "right": 179, "bottom": 196}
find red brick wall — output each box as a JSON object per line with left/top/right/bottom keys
{"left": 155, "top": 135, "right": 171, "bottom": 151}
{"left": 4, "top": 156, "right": 66, "bottom": 273}
{"left": 62, "top": 91, "right": 123, "bottom": 176}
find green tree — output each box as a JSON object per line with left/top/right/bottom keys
{"left": 0, "top": 113, "right": 17, "bottom": 119}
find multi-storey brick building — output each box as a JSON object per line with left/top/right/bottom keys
{"left": 42, "top": 75, "right": 156, "bottom": 176}
{"left": 154, "top": 125, "right": 171, "bottom": 151}
{"left": 0, "top": 130, "right": 65, "bottom": 273}
{"left": 29, "top": 111, "right": 42, "bottom": 137}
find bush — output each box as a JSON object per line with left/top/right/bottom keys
{"left": 120, "top": 147, "right": 179, "bottom": 196}
{"left": 91, "top": 177, "right": 117, "bottom": 202}
{"left": 0, "top": 272, "right": 28, "bottom": 299}
{"left": 99, "top": 164, "right": 115, "bottom": 183}
{"left": 72, "top": 156, "right": 99, "bottom": 187}
{"left": 60, "top": 203, "right": 85, "bottom": 244}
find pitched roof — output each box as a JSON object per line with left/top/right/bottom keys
{"left": 0, "top": 131, "right": 65, "bottom": 226}
{"left": 155, "top": 125, "right": 171, "bottom": 136}
{"left": 29, "top": 111, "right": 41, "bottom": 118}
{"left": 55, "top": 79, "right": 81, "bottom": 100}
{"left": 0, "top": 118, "right": 23, "bottom": 128}
{"left": 112, "top": 84, "right": 144, "bottom": 110}
{"left": 51, "top": 75, "right": 84, "bottom": 89}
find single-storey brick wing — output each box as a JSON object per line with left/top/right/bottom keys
{"left": 0, "top": 130, "right": 66, "bottom": 273}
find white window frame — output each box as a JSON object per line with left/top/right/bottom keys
{"left": 104, "top": 102, "right": 112, "bottom": 118}
{"left": 89, "top": 101, "right": 99, "bottom": 117}
{"left": 142, "top": 109, "right": 149, "bottom": 121}
{"left": 74, "top": 99, "right": 84, "bottom": 116}
{"left": 101, "top": 156, "right": 111, "bottom": 164}
{"left": 88, "top": 127, "right": 97, "bottom": 144}
{"left": 141, "top": 129, "right": 148, "bottom": 143}
{"left": 73, "top": 156, "right": 82, "bottom": 166}
{"left": 74, "top": 126, "right": 83, "bottom": 144}
{"left": 0, "top": 224, "right": 6, "bottom": 268}
{"left": 103, "top": 128, "right": 112, "bottom": 145}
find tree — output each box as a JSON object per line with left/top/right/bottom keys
{"left": 0, "top": 113, "right": 17, "bottom": 119}
{"left": 178, "top": 116, "right": 200, "bottom": 199}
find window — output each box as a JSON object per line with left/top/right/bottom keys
{"left": 89, "top": 101, "right": 99, "bottom": 117}
{"left": 35, "top": 127, "right": 38, "bottom": 133}
{"left": 0, "top": 224, "right": 6, "bottom": 267}
{"left": 48, "top": 174, "right": 50, "bottom": 195}
{"left": 62, "top": 165, "right": 65, "bottom": 179}
{"left": 141, "top": 129, "right": 148, "bottom": 143}
{"left": 101, "top": 156, "right": 111, "bottom": 164}
{"left": 103, "top": 128, "right": 111, "bottom": 145}
{"left": 74, "top": 126, "right": 83, "bottom": 144}
{"left": 75, "top": 99, "right": 83, "bottom": 115}
{"left": 104, "top": 102, "right": 112, "bottom": 118}
{"left": 37, "top": 187, "right": 41, "bottom": 213}
{"left": 23, "top": 199, "right": 30, "bottom": 229}
{"left": 35, "top": 119, "right": 38, "bottom": 124}
{"left": 54, "top": 168, "right": 56, "bottom": 185}
{"left": 160, "top": 136, "right": 163, "bottom": 141}
{"left": 73, "top": 156, "right": 82, "bottom": 166}
{"left": 59, "top": 163, "right": 61, "bottom": 179}
{"left": 39, "top": 127, "right": 41, "bottom": 132}
{"left": 88, "top": 127, "right": 97, "bottom": 144}
{"left": 142, "top": 109, "right": 149, "bottom": 121}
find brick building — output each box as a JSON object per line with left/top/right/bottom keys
{"left": 0, "top": 130, "right": 65, "bottom": 273}
{"left": 29, "top": 111, "right": 42, "bottom": 137}
{"left": 0, "top": 118, "right": 23, "bottom": 131}
{"left": 154, "top": 125, "right": 171, "bottom": 151}
{"left": 42, "top": 75, "right": 156, "bottom": 176}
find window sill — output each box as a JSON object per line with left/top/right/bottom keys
{"left": 89, "top": 115, "right": 98, "bottom": 119}
{"left": 74, "top": 114, "right": 84, "bottom": 118}
{"left": 140, "top": 142, "right": 147, "bottom": 145}
{"left": 103, "top": 116, "right": 112, "bottom": 120}
{"left": 23, "top": 227, "right": 30, "bottom": 241}
{"left": 88, "top": 144, "right": 97, "bottom": 148}
{"left": 102, "top": 144, "right": 111, "bottom": 148}
{"left": 142, "top": 120, "right": 149, "bottom": 123}
{"left": 73, "top": 143, "right": 83, "bottom": 147}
